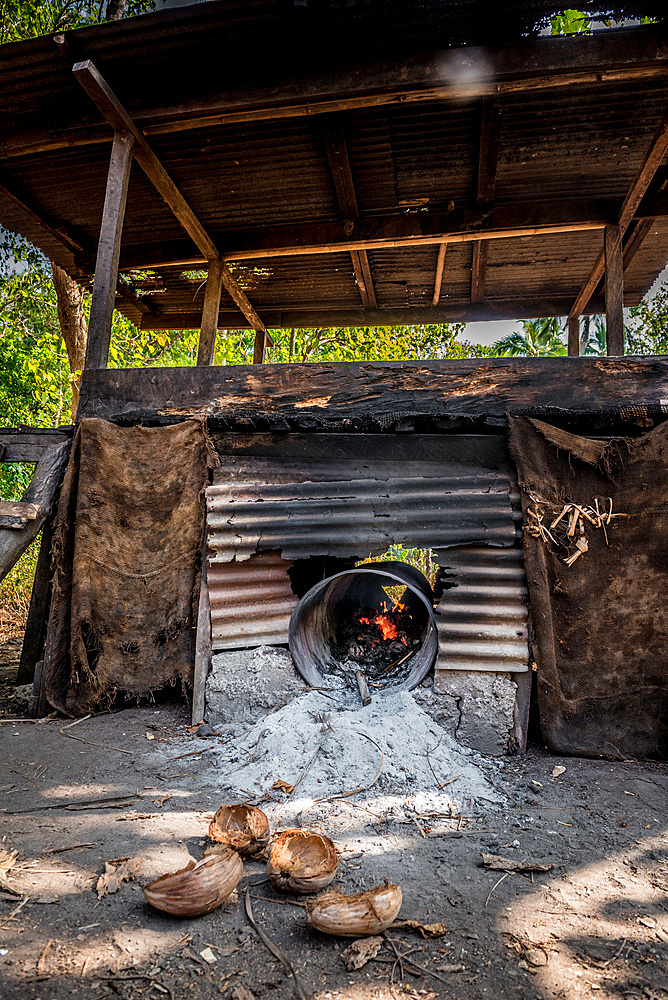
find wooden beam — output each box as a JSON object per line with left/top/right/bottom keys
{"left": 84, "top": 130, "right": 134, "bottom": 371}
{"left": 471, "top": 242, "right": 488, "bottom": 303}
{"left": 17, "top": 520, "right": 55, "bottom": 687}
{"left": 432, "top": 243, "right": 447, "bottom": 305}
{"left": 0, "top": 178, "right": 86, "bottom": 259}
{"left": 0, "top": 442, "right": 70, "bottom": 586}
{"left": 604, "top": 224, "right": 624, "bottom": 356}
{"left": 567, "top": 315, "right": 580, "bottom": 356}
{"left": 471, "top": 98, "right": 501, "bottom": 305}
{"left": 477, "top": 98, "right": 502, "bottom": 205}
{"left": 622, "top": 218, "right": 655, "bottom": 272}
{"left": 78, "top": 357, "right": 668, "bottom": 425}
{"left": 197, "top": 259, "right": 224, "bottom": 366}
{"left": 72, "top": 59, "right": 268, "bottom": 340}
{"left": 570, "top": 107, "right": 668, "bottom": 319}
{"left": 4, "top": 26, "right": 661, "bottom": 159}
{"left": 192, "top": 552, "right": 211, "bottom": 725}
{"left": 121, "top": 197, "right": 625, "bottom": 272}
{"left": 321, "top": 116, "right": 377, "bottom": 309}
{"left": 0, "top": 427, "right": 73, "bottom": 463}
{"left": 136, "top": 296, "right": 606, "bottom": 332}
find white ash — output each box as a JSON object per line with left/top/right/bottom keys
{"left": 177, "top": 685, "right": 503, "bottom": 832}
{"left": 205, "top": 645, "right": 303, "bottom": 725}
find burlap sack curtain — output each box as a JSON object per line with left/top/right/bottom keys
{"left": 509, "top": 416, "right": 668, "bottom": 760}
{"left": 43, "top": 419, "right": 215, "bottom": 715}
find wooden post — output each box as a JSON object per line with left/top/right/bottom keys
{"left": 83, "top": 131, "right": 134, "bottom": 371}
{"left": 567, "top": 315, "right": 580, "bottom": 356}
{"left": 604, "top": 224, "right": 624, "bottom": 356}
{"left": 432, "top": 243, "right": 447, "bottom": 305}
{"left": 192, "top": 553, "right": 211, "bottom": 725}
{"left": 197, "top": 259, "right": 223, "bottom": 365}
{"left": 253, "top": 329, "right": 268, "bottom": 365}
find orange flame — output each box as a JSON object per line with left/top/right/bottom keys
{"left": 357, "top": 613, "right": 399, "bottom": 641}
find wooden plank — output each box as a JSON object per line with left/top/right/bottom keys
{"left": 3, "top": 26, "right": 661, "bottom": 159}
{"left": 604, "top": 224, "right": 625, "bottom": 356}
{"left": 0, "top": 501, "right": 41, "bottom": 520}
{"left": 623, "top": 218, "right": 656, "bottom": 272}
{"left": 72, "top": 59, "right": 268, "bottom": 339}
{"left": 122, "top": 196, "right": 623, "bottom": 270}
{"left": 0, "top": 442, "right": 71, "bottom": 586}
{"left": 0, "top": 428, "right": 73, "bottom": 463}
{"left": 137, "top": 295, "right": 607, "bottom": 331}
{"left": 471, "top": 241, "right": 488, "bottom": 303}
{"left": 197, "top": 259, "right": 224, "bottom": 366}
{"left": 570, "top": 106, "right": 668, "bottom": 319}
{"left": 78, "top": 357, "right": 668, "bottom": 425}
{"left": 17, "top": 520, "right": 54, "bottom": 687}
{"left": 84, "top": 131, "right": 134, "bottom": 370}
{"left": 568, "top": 315, "right": 580, "bottom": 356}
{"left": 321, "top": 115, "right": 377, "bottom": 309}
{"left": 192, "top": 554, "right": 211, "bottom": 726}
{"left": 432, "top": 243, "right": 447, "bottom": 305}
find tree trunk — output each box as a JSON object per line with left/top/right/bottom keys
{"left": 106, "top": 0, "right": 128, "bottom": 20}
{"left": 52, "top": 263, "right": 87, "bottom": 415}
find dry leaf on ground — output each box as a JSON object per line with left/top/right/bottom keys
{"left": 96, "top": 857, "right": 141, "bottom": 898}
{"left": 480, "top": 853, "right": 553, "bottom": 873}
{"left": 340, "top": 935, "right": 384, "bottom": 970}
{"left": 393, "top": 919, "right": 447, "bottom": 938}
{"left": 271, "top": 779, "right": 294, "bottom": 794}
{"left": 552, "top": 765, "right": 566, "bottom": 778}
{"left": 231, "top": 988, "right": 256, "bottom": 1000}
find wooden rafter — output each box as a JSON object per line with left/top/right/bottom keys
{"left": 70, "top": 57, "right": 271, "bottom": 355}
{"left": 113, "top": 193, "right": 657, "bottom": 272}
{"left": 470, "top": 97, "right": 502, "bottom": 304}
{"left": 321, "top": 116, "right": 377, "bottom": 309}
{"left": 569, "top": 108, "right": 668, "bottom": 320}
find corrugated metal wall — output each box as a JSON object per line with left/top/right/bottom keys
{"left": 205, "top": 454, "right": 524, "bottom": 655}
{"left": 434, "top": 545, "right": 529, "bottom": 674}
{"left": 208, "top": 549, "right": 297, "bottom": 652}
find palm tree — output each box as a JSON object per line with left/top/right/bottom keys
{"left": 492, "top": 318, "right": 567, "bottom": 357}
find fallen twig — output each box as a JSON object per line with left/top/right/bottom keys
{"left": 98, "top": 974, "right": 173, "bottom": 1000}
{"left": 485, "top": 871, "right": 510, "bottom": 906}
{"left": 58, "top": 727, "right": 132, "bottom": 754}
{"left": 0, "top": 894, "right": 29, "bottom": 929}
{"left": 383, "top": 935, "right": 451, "bottom": 985}
{"left": 244, "top": 888, "right": 310, "bottom": 1000}
{"left": 2, "top": 794, "right": 137, "bottom": 814}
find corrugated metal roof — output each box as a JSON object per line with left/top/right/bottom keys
{"left": 206, "top": 460, "right": 516, "bottom": 563}
{"left": 0, "top": 8, "right": 665, "bottom": 330}
{"left": 435, "top": 545, "right": 529, "bottom": 673}
{"left": 208, "top": 549, "right": 297, "bottom": 651}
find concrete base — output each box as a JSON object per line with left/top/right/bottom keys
{"left": 205, "top": 645, "right": 303, "bottom": 727}
{"left": 415, "top": 671, "right": 519, "bottom": 756}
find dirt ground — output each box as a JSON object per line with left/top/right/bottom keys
{"left": 0, "top": 655, "right": 667, "bottom": 1000}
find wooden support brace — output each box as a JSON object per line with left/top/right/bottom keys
{"left": 0, "top": 442, "right": 71, "bottom": 586}
{"left": 72, "top": 59, "right": 268, "bottom": 345}
{"left": 567, "top": 315, "right": 580, "bottom": 356}
{"left": 192, "top": 553, "right": 211, "bottom": 725}
{"left": 604, "top": 224, "right": 624, "bottom": 356}
{"left": 570, "top": 106, "right": 668, "bottom": 320}
{"left": 84, "top": 131, "right": 134, "bottom": 371}
{"left": 197, "top": 259, "right": 224, "bottom": 365}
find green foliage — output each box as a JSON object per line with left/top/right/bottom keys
{"left": 626, "top": 283, "right": 668, "bottom": 355}
{"left": 0, "top": 0, "right": 155, "bottom": 43}
{"left": 550, "top": 9, "right": 593, "bottom": 34}
{"left": 580, "top": 316, "right": 607, "bottom": 356}
{"left": 492, "top": 318, "right": 567, "bottom": 357}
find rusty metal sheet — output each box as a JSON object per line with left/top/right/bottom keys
{"left": 434, "top": 545, "right": 529, "bottom": 673}
{"left": 207, "top": 549, "right": 297, "bottom": 651}
{"left": 206, "top": 459, "right": 516, "bottom": 563}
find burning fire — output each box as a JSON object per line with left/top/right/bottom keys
{"left": 356, "top": 600, "right": 408, "bottom": 643}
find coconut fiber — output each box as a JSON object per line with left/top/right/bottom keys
{"left": 508, "top": 416, "right": 668, "bottom": 759}
{"left": 43, "top": 418, "right": 215, "bottom": 714}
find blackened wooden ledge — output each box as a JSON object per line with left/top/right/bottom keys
{"left": 78, "top": 357, "right": 668, "bottom": 425}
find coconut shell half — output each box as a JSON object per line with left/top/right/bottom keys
{"left": 306, "top": 882, "right": 402, "bottom": 937}
{"left": 267, "top": 829, "right": 338, "bottom": 893}
{"left": 143, "top": 848, "right": 243, "bottom": 917}
{"left": 208, "top": 804, "right": 270, "bottom": 858}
